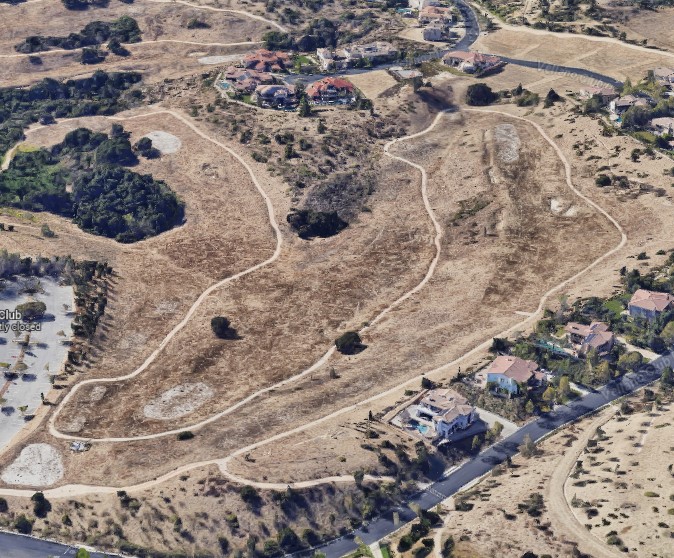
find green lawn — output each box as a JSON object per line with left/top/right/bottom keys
{"left": 603, "top": 298, "right": 625, "bottom": 317}
{"left": 380, "top": 544, "right": 392, "bottom": 558}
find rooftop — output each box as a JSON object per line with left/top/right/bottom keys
{"left": 629, "top": 289, "right": 674, "bottom": 312}
{"left": 486, "top": 355, "right": 539, "bottom": 383}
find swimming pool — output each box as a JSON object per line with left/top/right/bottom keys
{"left": 416, "top": 424, "right": 429, "bottom": 434}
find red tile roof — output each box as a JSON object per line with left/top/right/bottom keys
{"left": 306, "top": 77, "right": 355, "bottom": 97}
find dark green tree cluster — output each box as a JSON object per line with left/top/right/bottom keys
{"left": 335, "top": 331, "right": 366, "bottom": 355}
{"left": 0, "top": 70, "right": 142, "bottom": 158}
{"left": 15, "top": 16, "right": 141, "bottom": 53}
{"left": 72, "top": 166, "right": 183, "bottom": 242}
{"left": 466, "top": 83, "right": 498, "bottom": 106}
{"left": 0, "top": 124, "right": 183, "bottom": 243}
{"left": 286, "top": 208, "right": 348, "bottom": 239}
{"left": 61, "top": 0, "right": 109, "bottom": 10}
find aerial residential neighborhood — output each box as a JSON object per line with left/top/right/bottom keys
{"left": 1, "top": 0, "right": 674, "bottom": 556}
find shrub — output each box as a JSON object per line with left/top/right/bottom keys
{"left": 177, "top": 431, "right": 194, "bottom": 440}
{"left": 277, "top": 527, "right": 302, "bottom": 552}
{"left": 16, "top": 301, "right": 47, "bottom": 321}
{"left": 40, "top": 223, "right": 55, "bottom": 237}
{"left": 595, "top": 174, "right": 612, "bottom": 187}
{"left": 31, "top": 492, "right": 51, "bottom": 518}
{"left": 239, "top": 485, "right": 259, "bottom": 505}
{"left": 335, "top": 331, "right": 366, "bottom": 355}
{"left": 80, "top": 47, "right": 106, "bottom": 64}
{"left": 286, "top": 209, "right": 347, "bottom": 239}
{"left": 186, "top": 18, "right": 211, "bottom": 29}
{"left": 14, "top": 514, "right": 33, "bottom": 534}
{"left": 466, "top": 83, "right": 497, "bottom": 106}
{"left": 211, "top": 316, "right": 239, "bottom": 340}
{"left": 0, "top": 497, "right": 7, "bottom": 513}
{"left": 398, "top": 534, "right": 415, "bottom": 552}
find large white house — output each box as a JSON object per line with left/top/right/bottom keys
{"left": 408, "top": 388, "right": 476, "bottom": 439}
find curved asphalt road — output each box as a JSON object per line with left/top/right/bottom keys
{"left": 303, "top": 353, "right": 672, "bottom": 558}
{"left": 0, "top": 530, "right": 122, "bottom": 557}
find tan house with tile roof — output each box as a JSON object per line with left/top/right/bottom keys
{"left": 564, "top": 321, "right": 614, "bottom": 355}
{"left": 628, "top": 289, "right": 674, "bottom": 321}
{"left": 485, "top": 355, "right": 543, "bottom": 395}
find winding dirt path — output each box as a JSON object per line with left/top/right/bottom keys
{"left": 43, "top": 112, "right": 447, "bottom": 443}
{"left": 546, "top": 411, "right": 622, "bottom": 558}
{"left": 0, "top": 39, "right": 261, "bottom": 59}
{"left": 145, "top": 0, "right": 288, "bottom": 32}
{"left": 0, "top": 107, "right": 628, "bottom": 502}
{"left": 0, "top": 0, "right": 288, "bottom": 32}
{"left": 41, "top": 108, "right": 284, "bottom": 440}
{"left": 473, "top": 1, "right": 674, "bottom": 61}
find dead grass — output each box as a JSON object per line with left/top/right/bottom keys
{"left": 0, "top": 0, "right": 267, "bottom": 87}
{"left": 473, "top": 27, "right": 674, "bottom": 82}
{"left": 347, "top": 69, "right": 399, "bottom": 100}
{"left": 566, "top": 402, "right": 674, "bottom": 557}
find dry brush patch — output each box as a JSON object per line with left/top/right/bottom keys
{"left": 0, "top": 0, "right": 267, "bottom": 87}
{"left": 0, "top": 108, "right": 276, "bottom": 456}
{"left": 219, "top": 108, "right": 620, "bottom": 485}
{"left": 473, "top": 27, "right": 674, "bottom": 83}
{"left": 566, "top": 402, "right": 674, "bottom": 557}
{"left": 0, "top": 463, "right": 381, "bottom": 556}
{"left": 0, "top": 0, "right": 264, "bottom": 54}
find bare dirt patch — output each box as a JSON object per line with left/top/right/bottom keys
{"left": 143, "top": 382, "right": 215, "bottom": 420}
{"left": 1, "top": 443, "right": 64, "bottom": 487}
{"left": 142, "top": 130, "right": 182, "bottom": 154}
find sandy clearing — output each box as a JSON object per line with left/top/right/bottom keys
{"left": 347, "top": 69, "right": 399, "bottom": 99}
{"left": 494, "top": 122, "right": 521, "bottom": 163}
{"left": 142, "top": 130, "right": 182, "bottom": 154}
{"left": 1, "top": 443, "right": 64, "bottom": 487}
{"left": 143, "top": 382, "right": 214, "bottom": 420}
{"left": 198, "top": 54, "right": 242, "bottom": 65}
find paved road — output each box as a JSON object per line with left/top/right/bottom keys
{"left": 0, "top": 531, "right": 121, "bottom": 557}
{"left": 496, "top": 56, "right": 623, "bottom": 87}
{"left": 302, "top": 353, "right": 671, "bottom": 558}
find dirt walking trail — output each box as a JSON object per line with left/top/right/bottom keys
{"left": 472, "top": 1, "right": 674, "bottom": 61}
{"left": 39, "top": 108, "right": 284, "bottom": 441}
{"left": 0, "top": 40, "right": 261, "bottom": 59}
{"left": 0, "top": 0, "right": 288, "bottom": 32}
{"left": 0, "top": 107, "right": 628, "bottom": 503}
{"left": 546, "top": 410, "right": 623, "bottom": 558}
{"left": 44, "top": 112, "right": 447, "bottom": 443}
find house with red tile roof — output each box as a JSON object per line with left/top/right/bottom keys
{"left": 242, "top": 49, "right": 292, "bottom": 73}
{"left": 564, "top": 321, "right": 614, "bottom": 355}
{"left": 485, "top": 355, "right": 544, "bottom": 395}
{"left": 305, "top": 77, "right": 356, "bottom": 104}
{"left": 628, "top": 289, "right": 674, "bottom": 321}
